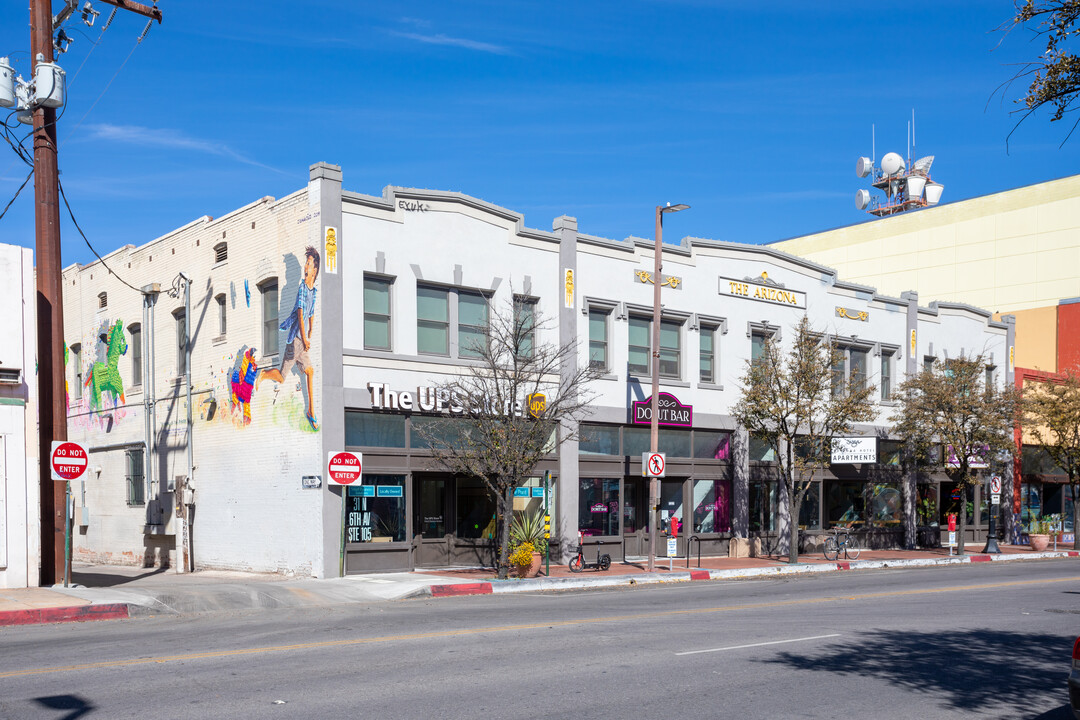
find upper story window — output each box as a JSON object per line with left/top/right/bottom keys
{"left": 924, "top": 356, "right": 936, "bottom": 374}
{"left": 364, "top": 276, "right": 392, "bottom": 351}
{"left": 985, "top": 365, "right": 995, "bottom": 389}
{"left": 628, "top": 316, "right": 681, "bottom": 379}
{"left": 750, "top": 330, "right": 771, "bottom": 365}
{"left": 458, "top": 290, "right": 489, "bottom": 358}
{"left": 831, "top": 344, "right": 871, "bottom": 395}
{"left": 174, "top": 309, "right": 187, "bottom": 376}
{"left": 260, "top": 279, "right": 279, "bottom": 356}
{"left": 98, "top": 291, "right": 107, "bottom": 309}
{"left": 700, "top": 324, "right": 718, "bottom": 384}
{"left": 71, "top": 343, "right": 82, "bottom": 400}
{"left": 214, "top": 241, "right": 228, "bottom": 264}
{"left": 215, "top": 293, "right": 227, "bottom": 337}
{"left": 589, "top": 309, "right": 609, "bottom": 372}
{"left": 416, "top": 284, "right": 490, "bottom": 359}
{"left": 513, "top": 296, "right": 537, "bottom": 359}
{"left": 129, "top": 324, "right": 142, "bottom": 387}
{"left": 880, "top": 352, "right": 892, "bottom": 401}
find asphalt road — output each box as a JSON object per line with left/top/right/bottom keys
{"left": 1, "top": 560, "right": 1078, "bottom": 720}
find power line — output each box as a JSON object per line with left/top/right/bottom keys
{"left": 0, "top": 169, "right": 34, "bottom": 221}
{"left": 56, "top": 174, "right": 142, "bottom": 294}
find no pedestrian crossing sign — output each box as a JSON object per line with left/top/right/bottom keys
{"left": 643, "top": 452, "right": 666, "bottom": 478}
{"left": 50, "top": 441, "right": 88, "bottom": 482}
{"left": 327, "top": 451, "right": 362, "bottom": 485}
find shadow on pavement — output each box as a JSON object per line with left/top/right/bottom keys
{"left": 762, "top": 628, "right": 1074, "bottom": 717}
{"left": 71, "top": 566, "right": 169, "bottom": 588}
{"left": 34, "top": 695, "right": 95, "bottom": 720}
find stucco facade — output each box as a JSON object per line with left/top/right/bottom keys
{"left": 62, "top": 164, "right": 1015, "bottom": 577}
{"left": 0, "top": 243, "right": 39, "bottom": 589}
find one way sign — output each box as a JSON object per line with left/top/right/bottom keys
{"left": 643, "top": 452, "right": 666, "bottom": 478}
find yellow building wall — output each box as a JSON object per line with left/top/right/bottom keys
{"left": 772, "top": 174, "right": 1080, "bottom": 315}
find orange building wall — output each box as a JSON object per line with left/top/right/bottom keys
{"left": 1059, "top": 301, "right": 1080, "bottom": 373}
{"left": 1013, "top": 306, "right": 1059, "bottom": 373}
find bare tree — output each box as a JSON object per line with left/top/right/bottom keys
{"left": 891, "top": 354, "right": 1020, "bottom": 554}
{"left": 1023, "top": 370, "right": 1080, "bottom": 546}
{"left": 414, "top": 294, "right": 598, "bottom": 579}
{"left": 731, "top": 317, "right": 877, "bottom": 564}
{"left": 996, "top": 0, "right": 1080, "bottom": 145}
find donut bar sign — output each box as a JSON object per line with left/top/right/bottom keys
{"left": 632, "top": 392, "right": 693, "bottom": 428}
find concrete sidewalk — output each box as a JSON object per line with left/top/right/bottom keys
{"left": 1, "top": 544, "right": 1076, "bottom": 627}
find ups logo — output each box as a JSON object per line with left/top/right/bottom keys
{"left": 527, "top": 393, "right": 546, "bottom": 418}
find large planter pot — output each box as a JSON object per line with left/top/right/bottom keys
{"left": 515, "top": 552, "right": 543, "bottom": 578}
{"left": 1029, "top": 534, "right": 1050, "bottom": 552}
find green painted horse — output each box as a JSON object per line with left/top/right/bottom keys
{"left": 85, "top": 320, "right": 128, "bottom": 408}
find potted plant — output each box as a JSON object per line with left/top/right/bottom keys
{"left": 1028, "top": 517, "right": 1053, "bottom": 552}
{"left": 509, "top": 508, "right": 547, "bottom": 578}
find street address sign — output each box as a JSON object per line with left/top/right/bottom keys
{"left": 327, "top": 451, "right": 362, "bottom": 485}
{"left": 51, "top": 441, "right": 88, "bottom": 481}
{"left": 643, "top": 452, "right": 666, "bottom": 478}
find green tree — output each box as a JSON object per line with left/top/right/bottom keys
{"left": 1023, "top": 370, "right": 1080, "bottom": 546}
{"left": 415, "top": 295, "right": 597, "bottom": 580}
{"left": 732, "top": 317, "right": 877, "bottom": 564}
{"left": 891, "top": 355, "right": 1020, "bottom": 554}
{"left": 998, "top": 0, "right": 1080, "bottom": 144}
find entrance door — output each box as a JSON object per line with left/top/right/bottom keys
{"left": 413, "top": 477, "right": 449, "bottom": 567}
{"left": 623, "top": 478, "right": 648, "bottom": 558}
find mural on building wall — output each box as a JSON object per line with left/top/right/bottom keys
{"left": 230, "top": 347, "right": 258, "bottom": 425}
{"left": 85, "top": 319, "right": 128, "bottom": 409}
{"left": 256, "top": 245, "right": 321, "bottom": 431}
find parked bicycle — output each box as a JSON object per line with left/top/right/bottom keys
{"left": 823, "top": 524, "right": 861, "bottom": 561}
{"left": 568, "top": 535, "right": 611, "bottom": 572}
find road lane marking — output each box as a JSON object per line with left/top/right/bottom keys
{"left": 675, "top": 633, "right": 842, "bottom": 656}
{"left": 1, "top": 574, "right": 1075, "bottom": 679}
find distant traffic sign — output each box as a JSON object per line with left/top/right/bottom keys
{"left": 50, "top": 441, "right": 88, "bottom": 481}
{"left": 327, "top": 451, "right": 362, "bottom": 485}
{"left": 990, "top": 476, "right": 1002, "bottom": 494}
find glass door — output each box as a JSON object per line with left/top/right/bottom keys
{"left": 413, "top": 477, "right": 449, "bottom": 567}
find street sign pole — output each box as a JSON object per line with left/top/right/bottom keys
{"left": 544, "top": 470, "right": 550, "bottom": 577}
{"left": 982, "top": 475, "right": 1002, "bottom": 554}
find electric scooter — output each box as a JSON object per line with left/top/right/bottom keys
{"left": 568, "top": 533, "right": 611, "bottom": 572}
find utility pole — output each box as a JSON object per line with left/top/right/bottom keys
{"left": 29, "top": 0, "right": 162, "bottom": 586}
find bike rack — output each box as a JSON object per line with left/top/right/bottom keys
{"left": 687, "top": 535, "right": 702, "bottom": 569}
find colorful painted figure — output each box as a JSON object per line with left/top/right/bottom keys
{"left": 230, "top": 347, "right": 258, "bottom": 425}
{"left": 257, "top": 246, "right": 320, "bottom": 430}
{"left": 85, "top": 320, "right": 127, "bottom": 409}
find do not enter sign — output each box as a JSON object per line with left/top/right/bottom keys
{"left": 327, "top": 451, "right": 362, "bottom": 485}
{"left": 51, "top": 441, "right": 88, "bottom": 481}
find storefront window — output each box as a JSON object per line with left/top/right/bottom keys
{"left": 693, "top": 431, "right": 730, "bottom": 460}
{"left": 579, "top": 478, "right": 619, "bottom": 536}
{"left": 692, "top": 479, "right": 732, "bottom": 534}
{"left": 878, "top": 441, "right": 902, "bottom": 467}
{"left": 411, "top": 416, "right": 469, "bottom": 449}
{"left": 940, "top": 482, "right": 974, "bottom": 526}
{"left": 456, "top": 477, "right": 496, "bottom": 539}
{"left": 1065, "top": 488, "right": 1075, "bottom": 532}
{"left": 1020, "top": 482, "right": 1042, "bottom": 525}
{"left": 749, "top": 480, "right": 776, "bottom": 532}
{"left": 623, "top": 427, "right": 691, "bottom": 458}
{"left": 826, "top": 481, "right": 865, "bottom": 527}
{"left": 514, "top": 476, "right": 554, "bottom": 517}
{"left": 798, "top": 481, "right": 821, "bottom": 530}
{"left": 345, "top": 411, "right": 406, "bottom": 448}
{"left": 869, "top": 483, "right": 902, "bottom": 527}
{"left": 917, "top": 485, "right": 938, "bottom": 526}
{"left": 346, "top": 475, "right": 406, "bottom": 543}
{"left": 580, "top": 424, "right": 620, "bottom": 455}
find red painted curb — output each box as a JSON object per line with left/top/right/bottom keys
{"left": 970, "top": 555, "right": 992, "bottom": 562}
{"left": 689, "top": 570, "right": 710, "bottom": 581}
{"left": 0, "top": 603, "right": 130, "bottom": 627}
{"left": 429, "top": 583, "right": 493, "bottom": 598}
{"left": 836, "top": 562, "right": 850, "bottom": 570}
{"left": 1068, "top": 552, "right": 1079, "bottom": 557}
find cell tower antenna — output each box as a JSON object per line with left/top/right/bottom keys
{"left": 912, "top": 108, "right": 916, "bottom": 156}
{"left": 872, "top": 123, "right": 875, "bottom": 165}
{"left": 907, "top": 120, "right": 911, "bottom": 167}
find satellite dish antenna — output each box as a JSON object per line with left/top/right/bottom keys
{"left": 855, "top": 189, "right": 871, "bottom": 210}
{"left": 912, "top": 155, "right": 934, "bottom": 176}
{"left": 880, "top": 152, "right": 905, "bottom": 176}
{"left": 856, "top": 157, "right": 873, "bottom": 178}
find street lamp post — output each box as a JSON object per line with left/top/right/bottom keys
{"left": 649, "top": 203, "right": 689, "bottom": 573}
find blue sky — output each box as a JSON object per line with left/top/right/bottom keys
{"left": 2, "top": 1, "right": 1078, "bottom": 267}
